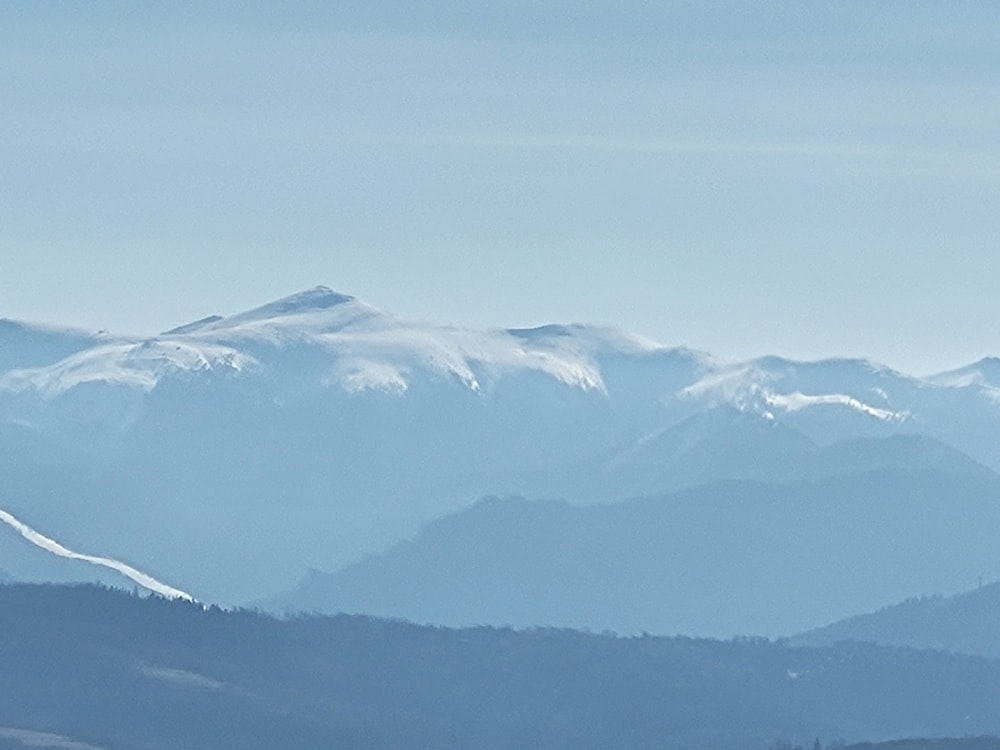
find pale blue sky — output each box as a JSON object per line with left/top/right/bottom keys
{"left": 2, "top": 2, "right": 999, "bottom": 373}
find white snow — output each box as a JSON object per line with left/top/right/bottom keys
{"left": 681, "top": 363, "right": 907, "bottom": 421}
{"left": 327, "top": 359, "right": 410, "bottom": 394}
{"left": 0, "top": 508, "right": 194, "bottom": 601}
{"left": 0, "top": 288, "right": 664, "bottom": 397}
{"left": 0, "top": 286, "right": 984, "bottom": 426}
{"left": 138, "top": 663, "right": 223, "bottom": 690}
{"left": 0, "top": 727, "right": 107, "bottom": 750}
{"left": 0, "top": 339, "right": 253, "bottom": 397}
{"left": 929, "top": 360, "right": 1000, "bottom": 397}
{"left": 763, "top": 391, "right": 905, "bottom": 421}
{"left": 681, "top": 364, "right": 767, "bottom": 404}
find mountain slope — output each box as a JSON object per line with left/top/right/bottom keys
{"left": 793, "top": 582, "right": 1000, "bottom": 659}
{"left": 841, "top": 740, "right": 1000, "bottom": 750}
{"left": 6, "top": 583, "right": 1000, "bottom": 750}
{"left": 0, "top": 319, "right": 104, "bottom": 372}
{"left": 271, "top": 467, "right": 1000, "bottom": 636}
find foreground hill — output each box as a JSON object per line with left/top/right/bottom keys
{"left": 794, "top": 582, "right": 1000, "bottom": 659}
{"left": 6, "top": 584, "right": 1000, "bottom": 750}
{"left": 271, "top": 467, "right": 1000, "bottom": 636}
{"left": 841, "top": 741, "right": 1000, "bottom": 750}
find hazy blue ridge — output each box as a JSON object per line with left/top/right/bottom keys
{"left": 268, "top": 465, "right": 1000, "bottom": 637}
{"left": 793, "top": 582, "right": 1000, "bottom": 659}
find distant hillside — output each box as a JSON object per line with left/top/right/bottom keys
{"left": 589, "top": 425, "right": 995, "bottom": 502}
{"left": 794, "top": 582, "right": 1000, "bottom": 658}
{"left": 268, "top": 467, "right": 1000, "bottom": 636}
{"left": 841, "top": 739, "right": 1000, "bottom": 750}
{"left": 8, "top": 584, "right": 1000, "bottom": 750}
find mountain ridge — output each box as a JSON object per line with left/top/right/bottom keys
{"left": 267, "top": 462, "right": 1000, "bottom": 636}
{"left": 3, "top": 287, "right": 1000, "bottom": 611}
{"left": 792, "top": 581, "right": 1000, "bottom": 659}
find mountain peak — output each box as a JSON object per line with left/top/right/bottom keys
{"left": 929, "top": 357, "right": 1000, "bottom": 389}
{"left": 253, "top": 286, "right": 356, "bottom": 316}
{"left": 973, "top": 356, "right": 1000, "bottom": 369}
{"left": 202, "top": 286, "right": 364, "bottom": 332}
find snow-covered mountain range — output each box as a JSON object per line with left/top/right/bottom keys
{"left": 2, "top": 286, "right": 999, "bottom": 613}
{"left": 0, "top": 286, "right": 657, "bottom": 398}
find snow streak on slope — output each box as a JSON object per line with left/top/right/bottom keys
{"left": 763, "top": 391, "right": 905, "bottom": 421}
{"left": 681, "top": 364, "right": 908, "bottom": 422}
{"left": 0, "top": 508, "right": 194, "bottom": 601}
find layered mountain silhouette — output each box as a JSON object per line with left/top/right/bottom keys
{"left": 270, "top": 461, "right": 1000, "bottom": 636}
{"left": 3, "top": 287, "right": 1000, "bottom": 621}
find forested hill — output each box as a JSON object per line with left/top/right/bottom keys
{"left": 794, "top": 582, "right": 1000, "bottom": 659}
{"left": 4, "top": 584, "right": 1000, "bottom": 750}
{"left": 841, "top": 740, "right": 1000, "bottom": 750}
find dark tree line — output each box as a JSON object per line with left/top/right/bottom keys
{"left": 3, "top": 583, "right": 1000, "bottom": 750}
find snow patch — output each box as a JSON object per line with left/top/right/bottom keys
{"left": 138, "top": 663, "right": 223, "bottom": 690}
{"left": 328, "top": 360, "right": 409, "bottom": 394}
{"left": 0, "top": 727, "right": 107, "bottom": 750}
{"left": 0, "top": 340, "right": 253, "bottom": 397}
{"left": 763, "top": 391, "right": 906, "bottom": 421}
{"left": 0, "top": 507, "right": 194, "bottom": 601}
{"left": 928, "top": 358, "right": 1000, "bottom": 390}
{"left": 681, "top": 365, "right": 768, "bottom": 407}
{"left": 682, "top": 365, "right": 907, "bottom": 421}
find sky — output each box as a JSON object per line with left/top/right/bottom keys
{"left": 2, "top": 1, "right": 999, "bottom": 375}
